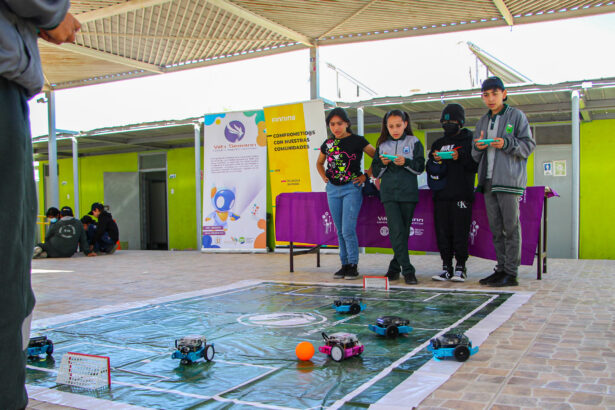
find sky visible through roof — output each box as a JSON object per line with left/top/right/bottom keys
{"left": 28, "top": 13, "right": 615, "bottom": 137}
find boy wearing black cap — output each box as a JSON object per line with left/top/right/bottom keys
{"left": 88, "top": 202, "right": 119, "bottom": 254}
{"left": 80, "top": 215, "right": 98, "bottom": 248}
{"left": 472, "top": 77, "right": 536, "bottom": 287}
{"left": 33, "top": 206, "right": 96, "bottom": 258}
{"left": 45, "top": 207, "right": 61, "bottom": 224}
{"left": 427, "top": 104, "right": 478, "bottom": 282}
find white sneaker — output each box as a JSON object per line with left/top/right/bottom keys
{"left": 33, "top": 246, "right": 43, "bottom": 259}
{"left": 432, "top": 266, "right": 452, "bottom": 281}
{"left": 451, "top": 266, "right": 467, "bottom": 282}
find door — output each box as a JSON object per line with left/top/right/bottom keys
{"left": 533, "top": 145, "right": 573, "bottom": 258}
{"left": 140, "top": 171, "right": 168, "bottom": 250}
{"left": 104, "top": 172, "right": 141, "bottom": 250}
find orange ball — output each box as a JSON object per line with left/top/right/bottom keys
{"left": 295, "top": 341, "right": 315, "bottom": 361}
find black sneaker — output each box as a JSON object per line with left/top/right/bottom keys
{"left": 385, "top": 270, "right": 400, "bottom": 281}
{"left": 344, "top": 264, "right": 359, "bottom": 280}
{"left": 479, "top": 269, "right": 505, "bottom": 285}
{"left": 403, "top": 272, "right": 418, "bottom": 285}
{"left": 488, "top": 273, "right": 518, "bottom": 287}
{"left": 451, "top": 266, "right": 467, "bottom": 282}
{"left": 107, "top": 243, "right": 118, "bottom": 254}
{"left": 333, "top": 265, "right": 348, "bottom": 279}
{"left": 432, "top": 266, "right": 452, "bottom": 281}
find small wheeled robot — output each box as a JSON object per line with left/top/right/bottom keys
{"left": 27, "top": 336, "right": 54, "bottom": 359}
{"left": 332, "top": 296, "right": 366, "bottom": 314}
{"left": 427, "top": 333, "right": 478, "bottom": 362}
{"left": 368, "top": 316, "right": 412, "bottom": 338}
{"left": 171, "top": 335, "right": 215, "bottom": 365}
{"left": 318, "top": 332, "right": 364, "bottom": 362}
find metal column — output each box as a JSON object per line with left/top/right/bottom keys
{"left": 194, "top": 122, "right": 202, "bottom": 250}
{"left": 357, "top": 106, "right": 365, "bottom": 255}
{"left": 310, "top": 46, "right": 320, "bottom": 100}
{"left": 357, "top": 106, "right": 365, "bottom": 169}
{"left": 72, "top": 137, "right": 80, "bottom": 217}
{"left": 571, "top": 91, "right": 580, "bottom": 259}
{"left": 46, "top": 90, "right": 59, "bottom": 208}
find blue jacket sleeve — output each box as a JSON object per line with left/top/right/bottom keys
{"left": 3, "top": 0, "right": 69, "bottom": 29}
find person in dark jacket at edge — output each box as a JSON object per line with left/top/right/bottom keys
{"left": 426, "top": 104, "right": 478, "bottom": 283}
{"left": 0, "top": 1, "right": 81, "bottom": 408}
{"left": 88, "top": 202, "right": 120, "bottom": 254}
{"left": 33, "top": 206, "right": 96, "bottom": 258}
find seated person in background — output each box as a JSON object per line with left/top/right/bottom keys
{"left": 88, "top": 202, "right": 119, "bottom": 254}
{"left": 80, "top": 215, "right": 97, "bottom": 247}
{"left": 45, "top": 207, "right": 60, "bottom": 224}
{"left": 33, "top": 206, "right": 96, "bottom": 258}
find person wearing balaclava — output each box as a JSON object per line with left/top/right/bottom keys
{"left": 426, "top": 103, "right": 478, "bottom": 283}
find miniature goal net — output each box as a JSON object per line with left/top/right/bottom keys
{"left": 363, "top": 275, "right": 389, "bottom": 290}
{"left": 56, "top": 352, "right": 111, "bottom": 389}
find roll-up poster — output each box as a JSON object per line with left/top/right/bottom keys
{"left": 201, "top": 111, "right": 267, "bottom": 252}
{"left": 265, "top": 100, "right": 327, "bottom": 245}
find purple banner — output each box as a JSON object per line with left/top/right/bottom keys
{"left": 275, "top": 187, "right": 549, "bottom": 266}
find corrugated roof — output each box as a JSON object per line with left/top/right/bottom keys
{"left": 42, "top": 0, "right": 615, "bottom": 90}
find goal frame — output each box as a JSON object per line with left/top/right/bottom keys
{"left": 56, "top": 351, "right": 111, "bottom": 389}
{"left": 363, "top": 275, "right": 389, "bottom": 290}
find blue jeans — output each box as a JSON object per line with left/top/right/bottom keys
{"left": 86, "top": 224, "right": 96, "bottom": 246}
{"left": 94, "top": 232, "right": 114, "bottom": 253}
{"left": 326, "top": 182, "right": 363, "bottom": 265}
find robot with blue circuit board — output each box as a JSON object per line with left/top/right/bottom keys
{"left": 27, "top": 336, "right": 53, "bottom": 359}
{"left": 332, "top": 296, "right": 366, "bottom": 314}
{"left": 172, "top": 336, "right": 215, "bottom": 365}
{"left": 369, "top": 316, "right": 412, "bottom": 338}
{"left": 427, "top": 332, "right": 478, "bottom": 362}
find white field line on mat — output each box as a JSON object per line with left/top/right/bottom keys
{"left": 422, "top": 293, "right": 442, "bottom": 302}
{"left": 327, "top": 294, "right": 499, "bottom": 410}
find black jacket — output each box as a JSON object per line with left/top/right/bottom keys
{"left": 427, "top": 128, "right": 478, "bottom": 202}
{"left": 94, "top": 210, "right": 119, "bottom": 244}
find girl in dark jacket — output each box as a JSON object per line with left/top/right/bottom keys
{"left": 371, "top": 110, "right": 425, "bottom": 284}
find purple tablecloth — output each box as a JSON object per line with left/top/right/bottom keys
{"left": 276, "top": 187, "right": 550, "bottom": 266}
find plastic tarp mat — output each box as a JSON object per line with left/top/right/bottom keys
{"left": 26, "top": 281, "right": 530, "bottom": 409}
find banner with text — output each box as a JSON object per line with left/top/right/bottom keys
{"left": 201, "top": 111, "right": 267, "bottom": 252}
{"left": 265, "top": 100, "right": 327, "bottom": 244}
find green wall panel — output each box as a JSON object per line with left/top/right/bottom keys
{"left": 167, "top": 147, "right": 201, "bottom": 250}
{"left": 580, "top": 120, "right": 615, "bottom": 259}
{"left": 77, "top": 153, "right": 139, "bottom": 220}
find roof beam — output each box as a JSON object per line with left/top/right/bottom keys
{"left": 86, "top": 137, "right": 164, "bottom": 150}
{"left": 45, "top": 42, "right": 164, "bottom": 74}
{"left": 320, "top": 0, "right": 379, "bottom": 38}
{"left": 363, "top": 106, "right": 388, "bottom": 117}
{"left": 492, "top": 0, "right": 514, "bottom": 26}
{"left": 75, "top": 0, "right": 173, "bottom": 23}
{"left": 208, "top": 0, "right": 313, "bottom": 46}
{"left": 77, "top": 32, "right": 287, "bottom": 43}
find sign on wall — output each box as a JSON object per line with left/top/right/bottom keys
{"left": 201, "top": 111, "right": 267, "bottom": 252}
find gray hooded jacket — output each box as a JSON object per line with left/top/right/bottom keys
{"left": 472, "top": 105, "right": 536, "bottom": 195}
{"left": 0, "top": 0, "right": 69, "bottom": 98}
